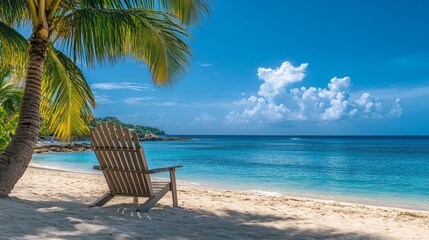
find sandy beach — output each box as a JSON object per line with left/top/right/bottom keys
{"left": 0, "top": 167, "right": 428, "bottom": 239}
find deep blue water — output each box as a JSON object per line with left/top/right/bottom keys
{"left": 31, "top": 136, "right": 429, "bottom": 210}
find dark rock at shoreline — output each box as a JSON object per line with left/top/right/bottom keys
{"left": 34, "top": 143, "right": 92, "bottom": 154}
{"left": 139, "top": 133, "right": 191, "bottom": 141}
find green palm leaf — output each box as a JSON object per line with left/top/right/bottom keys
{"left": 56, "top": 8, "right": 190, "bottom": 84}
{"left": 78, "top": 0, "right": 210, "bottom": 25}
{"left": 0, "top": 20, "right": 29, "bottom": 76}
{"left": 41, "top": 45, "right": 96, "bottom": 141}
{"left": 0, "top": 74, "right": 23, "bottom": 115}
{"left": 156, "top": 0, "right": 210, "bottom": 26}
{"left": 0, "top": 0, "right": 30, "bottom": 25}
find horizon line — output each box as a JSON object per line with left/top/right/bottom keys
{"left": 164, "top": 134, "right": 429, "bottom": 137}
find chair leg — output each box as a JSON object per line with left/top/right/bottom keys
{"left": 170, "top": 170, "right": 179, "bottom": 207}
{"left": 137, "top": 186, "right": 169, "bottom": 212}
{"left": 90, "top": 192, "right": 114, "bottom": 207}
{"left": 133, "top": 197, "right": 138, "bottom": 204}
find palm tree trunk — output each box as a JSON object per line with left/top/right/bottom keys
{"left": 0, "top": 37, "right": 48, "bottom": 197}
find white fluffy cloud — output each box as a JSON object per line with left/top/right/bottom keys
{"left": 257, "top": 62, "right": 307, "bottom": 99}
{"left": 226, "top": 61, "right": 402, "bottom": 123}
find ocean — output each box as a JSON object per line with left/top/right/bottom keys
{"left": 31, "top": 136, "right": 429, "bottom": 210}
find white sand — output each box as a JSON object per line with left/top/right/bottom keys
{"left": 1, "top": 167, "right": 428, "bottom": 239}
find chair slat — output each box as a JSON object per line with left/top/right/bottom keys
{"left": 90, "top": 128, "right": 117, "bottom": 193}
{"left": 123, "top": 128, "right": 149, "bottom": 195}
{"left": 105, "top": 123, "right": 134, "bottom": 195}
{"left": 115, "top": 125, "right": 144, "bottom": 195}
{"left": 130, "top": 131, "right": 153, "bottom": 195}
{"left": 109, "top": 124, "right": 138, "bottom": 194}
{"left": 137, "top": 147, "right": 153, "bottom": 195}
{"left": 98, "top": 123, "right": 124, "bottom": 193}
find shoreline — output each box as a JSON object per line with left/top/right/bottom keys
{"left": 34, "top": 135, "right": 192, "bottom": 154}
{"left": 27, "top": 164, "right": 429, "bottom": 213}
{"left": 4, "top": 166, "right": 429, "bottom": 239}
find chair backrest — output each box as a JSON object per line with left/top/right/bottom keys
{"left": 90, "top": 123, "right": 153, "bottom": 197}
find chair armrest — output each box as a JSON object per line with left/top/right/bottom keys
{"left": 93, "top": 165, "right": 102, "bottom": 170}
{"left": 146, "top": 165, "right": 183, "bottom": 174}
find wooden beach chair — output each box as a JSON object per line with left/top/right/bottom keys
{"left": 90, "top": 123, "right": 182, "bottom": 212}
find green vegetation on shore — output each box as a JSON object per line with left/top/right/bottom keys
{"left": 89, "top": 117, "right": 165, "bottom": 136}
{"left": 0, "top": 106, "right": 18, "bottom": 151}
{"left": 37, "top": 116, "right": 165, "bottom": 140}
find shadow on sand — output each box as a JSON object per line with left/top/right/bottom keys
{"left": 1, "top": 197, "right": 384, "bottom": 239}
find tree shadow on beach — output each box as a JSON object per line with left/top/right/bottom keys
{"left": 0, "top": 197, "right": 385, "bottom": 240}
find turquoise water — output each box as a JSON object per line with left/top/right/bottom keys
{"left": 31, "top": 136, "right": 429, "bottom": 210}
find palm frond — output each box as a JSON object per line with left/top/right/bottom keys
{"left": 125, "top": 9, "right": 191, "bottom": 84}
{"left": 56, "top": 8, "right": 190, "bottom": 84}
{"left": 78, "top": 0, "right": 126, "bottom": 9}
{"left": 41, "top": 45, "right": 96, "bottom": 141}
{"left": 0, "top": 20, "right": 29, "bottom": 73}
{"left": 156, "top": 0, "right": 210, "bottom": 26}
{"left": 0, "top": 0, "right": 31, "bottom": 25}
{"left": 0, "top": 21, "right": 28, "bottom": 49}
{"left": 0, "top": 75, "right": 23, "bottom": 115}
{"left": 77, "top": 0, "right": 210, "bottom": 26}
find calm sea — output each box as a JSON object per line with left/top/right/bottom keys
{"left": 31, "top": 136, "right": 429, "bottom": 210}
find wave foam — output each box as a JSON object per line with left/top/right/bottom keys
{"left": 246, "top": 190, "right": 283, "bottom": 197}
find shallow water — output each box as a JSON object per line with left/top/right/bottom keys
{"left": 31, "top": 136, "right": 429, "bottom": 210}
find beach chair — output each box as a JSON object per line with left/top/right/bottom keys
{"left": 90, "top": 123, "right": 182, "bottom": 212}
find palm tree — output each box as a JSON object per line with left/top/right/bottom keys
{"left": 0, "top": 0, "right": 209, "bottom": 197}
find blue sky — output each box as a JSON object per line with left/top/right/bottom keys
{"left": 83, "top": 0, "right": 429, "bottom": 135}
